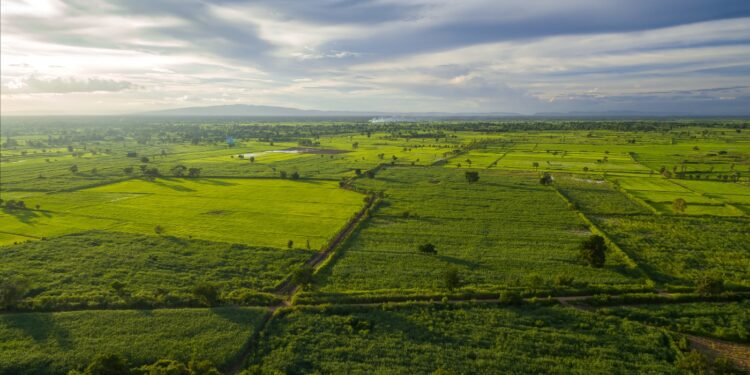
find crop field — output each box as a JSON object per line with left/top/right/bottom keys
{"left": 1, "top": 119, "right": 749, "bottom": 373}
{"left": 598, "top": 301, "right": 750, "bottom": 342}
{"left": 314, "top": 168, "right": 644, "bottom": 298}
{"left": 593, "top": 215, "right": 750, "bottom": 286}
{"left": 0, "top": 231, "right": 308, "bottom": 309}
{"left": 0, "top": 307, "right": 267, "bottom": 374}
{"left": 0, "top": 177, "right": 364, "bottom": 248}
{"left": 249, "top": 303, "right": 679, "bottom": 374}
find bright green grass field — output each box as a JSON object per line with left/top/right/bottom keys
{"left": 315, "top": 168, "right": 644, "bottom": 298}
{"left": 597, "top": 301, "right": 750, "bottom": 343}
{"left": 0, "top": 231, "right": 310, "bottom": 309}
{"left": 249, "top": 304, "right": 679, "bottom": 374}
{"left": 0, "top": 307, "right": 267, "bottom": 375}
{"left": 593, "top": 215, "right": 750, "bottom": 287}
{"left": 0, "top": 177, "right": 365, "bottom": 248}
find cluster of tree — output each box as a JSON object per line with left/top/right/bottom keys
{"left": 70, "top": 354, "right": 221, "bottom": 375}
{"left": 0, "top": 199, "right": 27, "bottom": 210}
{"left": 279, "top": 171, "right": 300, "bottom": 179}
{"left": 170, "top": 165, "right": 202, "bottom": 177}
{"left": 539, "top": 172, "right": 553, "bottom": 185}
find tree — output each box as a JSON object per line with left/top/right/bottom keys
{"left": 539, "top": 172, "right": 553, "bottom": 185}
{"left": 580, "top": 235, "right": 606, "bottom": 268}
{"left": 69, "top": 164, "right": 79, "bottom": 173}
{"left": 287, "top": 240, "right": 294, "bottom": 248}
{"left": 123, "top": 167, "right": 134, "bottom": 175}
{"left": 0, "top": 278, "right": 28, "bottom": 310}
{"left": 140, "top": 156, "right": 150, "bottom": 163}
{"left": 171, "top": 165, "right": 187, "bottom": 177}
{"left": 444, "top": 268, "right": 461, "bottom": 291}
{"left": 290, "top": 171, "right": 300, "bottom": 180}
{"left": 418, "top": 243, "right": 437, "bottom": 255}
{"left": 499, "top": 291, "right": 523, "bottom": 305}
{"left": 154, "top": 225, "right": 164, "bottom": 235}
{"left": 465, "top": 171, "right": 479, "bottom": 183}
{"left": 673, "top": 198, "right": 687, "bottom": 213}
{"left": 192, "top": 282, "right": 220, "bottom": 306}
{"left": 352, "top": 142, "right": 359, "bottom": 149}
{"left": 291, "top": 266, "right": 314, "bottom": 289}
{"left": 79, "top": 353, "right": 130, "bottom": 375}
{"left": 532, "top": 162, "right": 539, "bottom": 170}
{"left": 187, "top": 168, "right": 201, "bottom": 178}
{"left": 695, "top": 274, "right": 724, "bottom": 295}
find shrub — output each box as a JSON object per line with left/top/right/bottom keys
{"left": 444, "top": 268, "right": 461, "bottom": 291}
{"left": 192, "top": 282, "right": 221, "bottom": 307}
{"left": 418, "top": 243, "right": 437, "bottom": 255}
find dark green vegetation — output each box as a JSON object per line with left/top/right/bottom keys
{"left": 249, "top": 303, "right": 679, "bottom": 374}
{"left": 598, "top": 301, "right": 749, "bottom": 342}
{"left": 0, "top": 231, "right": 308, "bottom": 310}
{"left": 0, "top": 307, "right": 267, "bottom": 375}
{"left": 1, "top": 117, "right": 749, "bottom": 373}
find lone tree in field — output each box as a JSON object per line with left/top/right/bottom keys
{"left": 0, "top": 278, "right": 28, "bottom": 310}
{"left": 444, "top": 268, "right": 461, "bottom": 291}
{"left": 192, "top": 282, "right": 220, "bottom": 306}
{"left": 532, "top": 162, "right": 539, "bottom": 170}
{"left": 291, "top": 171, "right": 300, "bottom": 180}
{"left": 465, "top": 171, "right": 480, "bottom": 183}
{"left": 69, "top": 164, "right": 78, "bottom": 174}
{"left": 673, "top": 198, "right": 687, "bottom": 213}
{"left": 187, "top": 167, "right": 201, "bottom": 178}
{"left": 154, "top": 225, "right": 164, "bottom": 235}
{"left": 539, "top": 172, "right": 553, "bottom": 185}
{"left": 291, "top": 266, "right": 314, "bottom": 289}
{"left": 418, "top": 243, "right": 437, "bottom": 255}
{"left": 580, "top": 234, "right": 607, "bottom": 268}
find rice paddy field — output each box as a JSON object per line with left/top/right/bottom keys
{"left": 1, "top": 118, "right": 749, "bottom": 373}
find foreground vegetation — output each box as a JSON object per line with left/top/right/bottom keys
{"left": 0, "top": 307, "right": 267, "bottom": 375}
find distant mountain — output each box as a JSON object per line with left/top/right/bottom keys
{"left": 135, "top": 104, "right": 522, "bottom": 118}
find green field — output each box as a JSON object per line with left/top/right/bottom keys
{"left": 249, "top": 303, "right": 679, "bottom": 374}
{"left": 314, "top": 168, "right": 644, "bottom": 299}
{"left": 598, "top": 301, "right": 750, "bottom": 342}
{"left": 0, "top": 231, "right": 308, "bottom": 310}
{"left": 0, "top": 307, "right": 267, "bottom": 375}
{"left": 0, "top": 177, "right": 364, "bottom": 248}
{"left": 1, "top": 119, "right": 749, "bottom": 373}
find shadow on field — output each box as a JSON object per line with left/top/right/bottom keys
{"left": 437, "top": 255, "right": 481, "bottom": 269}
{"left": 211, "top": 307, "right": 249, "bottom": 325}
{"left": 1, "top": 313, "right": 71, "bottom": 346}
{"left": 151, "top": 179, "right": 196, "bottom": 192}
{"left": 191, "top": 179, "right": 237, "bottom": 187}
{"left": 3, "top": 208, "right": 47, "bottom": 224}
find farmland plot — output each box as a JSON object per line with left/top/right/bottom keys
{"left": 315, "top": 168, "right": 644, "bottom": 297}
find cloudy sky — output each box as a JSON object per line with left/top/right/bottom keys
{"left": 2, "top": 0, "right": 750, "bottom": 115}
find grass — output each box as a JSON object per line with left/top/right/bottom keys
{"left": 0, "top": 177, "right": 365, "bottom": 248}
{"left": 314, "top": 168, "right": 644, "bottom": 298}
{"left": 249, "top": 303, "right": 679, "bottom": 374}
{"left": 0, "top": 231, "right": 309, "bottom": 310}
{"left": 0, "top": 307, "right": 268, "bottom": 375}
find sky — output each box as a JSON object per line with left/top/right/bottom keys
{"left": 2, "top": 0, "right": 750, "bottom": 115}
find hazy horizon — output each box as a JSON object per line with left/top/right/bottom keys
{"left": 2, "top": 0, "right": 750, "bottom": 116}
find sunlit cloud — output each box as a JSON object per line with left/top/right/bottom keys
{"left": 1, "top": 0, "right": 749, "bottom": 115}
